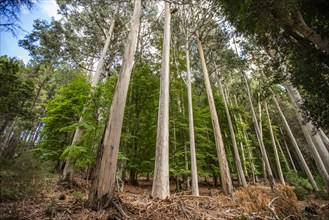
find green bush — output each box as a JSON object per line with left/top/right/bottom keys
{"left": 286, "top": 170, "right": 312, "bottom": 190}
{"left": 71, "top": 191, "right": 84, "bottom": 200}
{"left": 0, "top": 151, "right": 53, "bottom": 200}
{"left": 293, "top": 186, "right": 309, "bottom": 200}
{"left": 286, "top": 170, "right": 313, "bottom": 200}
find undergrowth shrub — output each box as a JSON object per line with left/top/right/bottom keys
{"left": 0, "top": 151, "right": 53, "bottom": 201}
{"left": 286, "top": 170, "right": 312, "bottom": 200}
{"left": 314, "top": 174, "right": 329, "bottom": 199}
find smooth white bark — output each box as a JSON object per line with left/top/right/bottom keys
{"left": 196, "top": 32, "right": 233, "bottom": 196}
{"left": 285, "top": 83, "right": 329, "bottom": 190}
{"left": 276, "top": 138, "right": 291, "bottom": 171}
{"left": 92, "top": 6, "right": 118, "bottom": 86}
{"left": 89, "top": 0, "right": 141, "bottom": 209}
{"left": 185, "top": 35, "right": 199, "bottom": 196}
{"left": 272, "top": 95, "right": 319, "bottom": 191}
{"left": 152, "top": 2, "right": 171, "bottom": 199}
{"left": 280, "top": 128, "right": 298, "bottom": 172}
{"left": 216, "top": 69, "right": 247, "bottom": 187}
{"left": 265, "top": 102, "right": 285, "bottom": 185}
{"left": 243, "top": 74, "right": 275, "bottom": 186}
{"left": 319, "top": 129, "right": 329, "bottom": 151}
{"left": 285, "top": 82, "right": 329, "bottom": 173}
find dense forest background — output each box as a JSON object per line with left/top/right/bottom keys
{"left": 1, "top": 0, "right": 329, "bottom": 219}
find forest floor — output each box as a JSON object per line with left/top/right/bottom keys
{"left": 1, "top": 175, "right": 329, "bottom": 220}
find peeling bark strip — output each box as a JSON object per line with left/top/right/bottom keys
{"left": 196, "top": 31, "right": 233, "bottom": 196}
{"left": 152, "top": 1, "right": 171, "bottom": 199}
{"left": 89, "top": 0, "right": 141, "bottom": 210}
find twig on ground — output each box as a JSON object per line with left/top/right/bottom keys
{"left": 268, "top": 197, "right": 281, "bottom": 220}
{"left": 111, "top": 200, "right": 129, "bottom": 219}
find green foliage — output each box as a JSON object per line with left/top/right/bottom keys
{"left": 286, "top": 170, "right": 313, "bottom": 200}
{"left": 66, "top": 75, "right": 119, "bottom": 169}
{"left": 0, "top": 151, "right": 53, "bottom": 200}
{"left": 0, "top": 56, "right": 35, "bottom": 132}
{"left": 218, "top": 0, "right": 329, "bottom": 130}
{"left": 71, "top": 191, "right": 84, "bottom": 200}
{"left": 33, "top": 73, "right": 91, "bottom": 161}
{"left": 286, "top": 170, "right": 312, "bottom": 190}
{"left": 314, "top": 174, "right": 329, "bottom": 199}
{"left": 121, "top": 61, "right": 159, "bottom": 176}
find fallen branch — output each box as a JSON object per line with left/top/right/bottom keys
{"left": 268, "top": 197, "right": 281, "bottom": 220}
{"left": 111, "top": 200, "right": 129, "bottom": 219}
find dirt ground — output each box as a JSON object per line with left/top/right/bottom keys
{"left": 1, "top": 176, "right": 329, "bottom": 220}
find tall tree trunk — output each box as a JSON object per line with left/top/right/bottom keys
{"left": 239, "top": 138, "right": 248, "bottom": 177}
{"left": 276, "top": 138, "right": 291, "bottom": 171}
{"left": 265, "top": 102, "right": 285, "bottom": 185}
{"left": 62, "top": 8, "right": 118, "bottom": 182}
{"left": 291, "top": 8, "right": 329, "bottom": 54}
{"left": 185, "top": 35, "right": 199, "bottom": 196}
{"left": 196, "top": 32, "right": 233, "bottom": 196}
{"left": 272, "top": 95, "right": 319, "bottom": 191}
{"left": 280, "top": 128, "right": 298, "bottom": 172}
{"left": 63, "top": 124, "right": 84, "bottom": 181}
{"left": 285, "top": 83, "right": 329, "bottom": 190}
{"left": 285, "top": 82, "right": 329, "bottom": 173}
{"left": 31, "top": 76, "right": 48, "bottom": 110}
{"left": 0, "top": 118, "right": 10, "bottom": 136}
{"left": 152, "top": 2, "right": 171, "bottom": 199}
{"left": 242, "top": 74, "right": 275, "bottom": 187}
{"left": 216, "top": 69, "right": 247, "bottom": 187}
{"left": 92, "top": 5, "right": 118, "bottom": 87}
{"left": 319, "top": 129, "right": 329, "bottom": 151}
{"left": 233, "top": 95, "right": 249, "bottom": 178}
{"left": 121, "top": 83, "right": 133, "bottom": 183}
{"left": 258, "top": 100, "right": 268, "bottom": 180}
{"left": 88, "top": 0, "right": 141, "bottom": 210}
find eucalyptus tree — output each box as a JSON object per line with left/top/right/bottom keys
{"left": 0, "top": 56, "right": 35, "bottom": 157}
{"left": 230, "top": 39, "right": 275, "bottom": 187}
{"left": 217, "top": 0, "right": 329, "bottom": 131}
{"left": 62, "top": 4, "right": 120, "bottom": 182}
{"left": 265, "top": 102, "right": 285, "bottom": 185}
{"left": 272, "top": 94, "right": 319, "bottom": 191}
{"left": 194, "top": 9, "right": 233, "bottom": 195}
{"left": 118, "top": 2, "right": 160, "bottom": 184}
{"left": 284, "top": 83, "right": 329, "bottom": 190}
{"left": 241, "top": 72, "right": 275, "bottom": 187}
{"left": 89, "top": 0, "right": 141, "bottom": 210}
{"left": 212, "top": 66, "right": 246, "bottom": 187}
{"left": 184, "top": 23, "right": 199, "bottom": 197}
{"left": 152, "top": 1, "right": 172, "bottom": 199}
{"left": 285, "top": 83, "right": 329, "bottom": 174}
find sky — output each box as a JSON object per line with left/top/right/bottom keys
{"left": 0, "top": 0, "right": 61, "bottom": 64}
